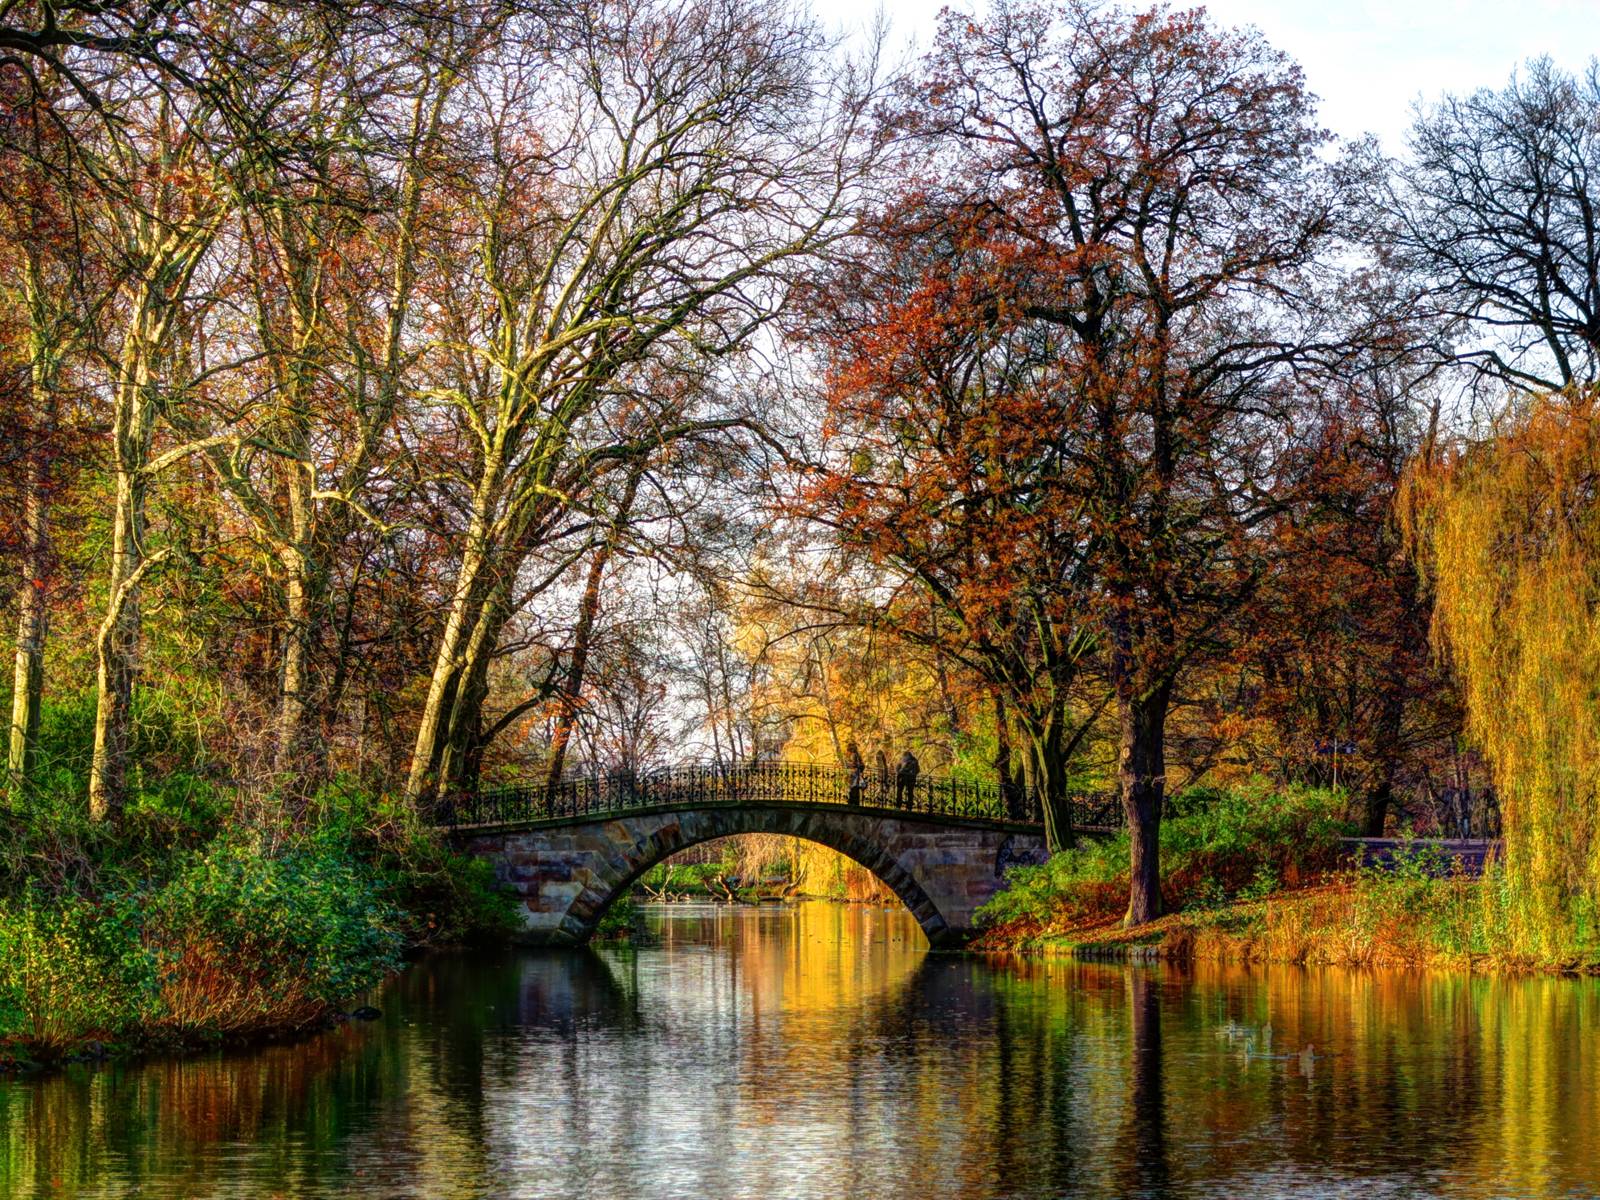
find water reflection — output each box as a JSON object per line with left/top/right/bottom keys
{"left": 2, "top": 902, "right": 1597, "bottom": 1198}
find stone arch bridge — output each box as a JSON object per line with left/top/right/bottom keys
{"left": 439, "top": 762, "right": 1120, "bottom": 948}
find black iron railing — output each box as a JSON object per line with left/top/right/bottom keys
{"left": 434, "top": 760, "right": 1123, "bottom": 832}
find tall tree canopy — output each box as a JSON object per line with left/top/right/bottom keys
{"left": 806, "top": 0, "right": 1350, "bottom": 921}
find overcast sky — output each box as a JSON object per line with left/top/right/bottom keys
{"left": 813, "top": 0, "right": 1599, "bottom": 153}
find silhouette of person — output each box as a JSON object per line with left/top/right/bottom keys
{"left": 845, "top": 741, "right": 865, "bottom": 805}
{"left": 895, "top": 750, "right": 920, "bottom": 806}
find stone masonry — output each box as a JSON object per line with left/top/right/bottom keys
{"left": 450, "top": 801, "right": 1050, "bottom": 948}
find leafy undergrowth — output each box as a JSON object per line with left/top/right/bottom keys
{"left": 0, "top": 775, "right": 520, "bottom": 1071}
{"left": 0, "top": 843, "right": 400, "bottom": 1069}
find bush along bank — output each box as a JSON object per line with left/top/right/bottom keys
{"left": 0, "top": 785, "right": 520, "bottom": 1073}
{"left": 972, "top": 781, "right": 1600, "bottom": 975}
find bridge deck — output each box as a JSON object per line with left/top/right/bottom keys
{"left": 435, "top": 760, "right": 1122, "bottom": 835}
{"left": 441, "top": 796, "right": 1120, "bottom": 838}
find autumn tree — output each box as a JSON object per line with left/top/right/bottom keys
{"left": 84, "top": 96, "right": 227, "bottom": 818}
{"left": 164, "top": 10, "right": 482, "bottom": 787}
{"left": 812, "top": 2, "right": 1349, "bottom": 920}
{"left": 1407, "top": 388, "right": 1600, "bottom": 955}
{"left": 801, "top": 225, "right": 1104, "bottom": 851}
{"left": 1228, "top": 340, "right": 1461, "bottom": 836}
{"left": 0, "top": 91, "right": 108, "bottom": 792}
{"left": 1394, "top": 58, "right": 1600, "bottom": 952}
{"left": 401, "top": 0, "right": 875, "bottom": 803}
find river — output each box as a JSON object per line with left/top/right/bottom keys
{"left": 2, "top": 900, "right": 1598, "bottom": 1198}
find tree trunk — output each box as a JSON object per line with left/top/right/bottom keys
{"left": 90, "top": 463, "right": 148, "bottom": 821}
{"left": 929, "top": 603, "right": 965, "bottom": 740}
{"left": 405, "top": 480, "right": 501, "bottom": 803}
{"left": 275, "top": 544, "right": 315, "bottom": 779}
{"left": 1017, "top": 736, "right": 1037, "bottom": 809}
{"left": 1362, "top": 779, "right": 1392, "bottom": 839}
{"left": 6, "top": 374, "right": 51, "bottom": 793}
{"left": 270, "top": 356, "right": 323, "bottom": 782}
{"left": 91, "top": 315, "right": 166, "bottom": 821}
{"left": 1120, "top": 684, "right": 1170, "bottom": 927}
{"left": 1025, "top": 705, "right": 1076, "bottom": 854}
{"left": 544, "top": 551, "right": 608, "bottom": 793}
{"left": 10, "top": 257, "right": 64, "bottom": 794}
{"left": 993, "top": 691, "right": 1015, "bottom": 814}
{"left": 1363, "top": 688, "right": 1404, "bottom": 836}
{"left": 437, "top": 589, "right": 507, "bottom": 794}
{"left": 408, "top": 591, "right": 486, "bottom": 803}
{"left": 86, "top": 197, "right": 217, "bottom": 821}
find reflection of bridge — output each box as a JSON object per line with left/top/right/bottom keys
{"left": 439, "top": 761, "right": 1122, "bottom": 949}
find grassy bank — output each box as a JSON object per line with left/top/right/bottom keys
{"left": 1, "top": 740, "right": 519, "bottom": 1071}
{"left": 971, "top": 782, "right": 1600, "bottom": 975}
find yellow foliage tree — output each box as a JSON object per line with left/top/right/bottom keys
{"left": 735, "top": 594, "right": 954, "bottom": 902}
{"left": 1408, "top": 388, "right": 1600, "bottom": 954}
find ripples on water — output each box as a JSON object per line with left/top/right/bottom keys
{"left": 2, "top": 901, "right": 1598, "bottom": 1199}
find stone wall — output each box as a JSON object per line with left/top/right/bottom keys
{"left": 452, "top": 801, "right": 1050, "bottom": 948}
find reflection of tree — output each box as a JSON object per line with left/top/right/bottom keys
{"left": 1116, "top": 969, "right": 1170, "bottom": 1198}
{"left": 0, "top": 1017, "right": 396, "bottom": 1194}
{"left": 0, "top": 949, "right": 637, "bottom": 1196}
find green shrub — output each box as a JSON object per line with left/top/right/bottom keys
{"left": 0, "top": 890, "right": 156, "bottom": 1054}
{"left": 144, "top": 841, "right": 404, "bottom": 1035}
{"left": 637, "top": 861, "right": 731, "bottom": 896}
{"left": 976, "top": 835, "right": 1130, "bottom": 929}
{"left": 29, "top": 690, "right": 97, "bottom": 782}
{"left": 376, "top": 839, "right": 521, "bottom": 945}
{"left": 26, "top": 682, "right": 226, "bottom": 789}
{"left": 122, "top": 775, "right": 228, "bottom": 849}
{"left": 1344, "top": 846, "right": 1600, "bottom": 968}
{"left": 2, "top": 836, "right": 428, "bottom": 1054}
{"left": 1159, "top": 781, "right": 1350, "bottom": 906}
{"left": 1, "top": 766, "right": 526, "bottom": 1058}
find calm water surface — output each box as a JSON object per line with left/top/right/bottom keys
{"left": 3, "top": 901, "right": 1598, "bottom": 1199}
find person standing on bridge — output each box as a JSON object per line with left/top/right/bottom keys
{"left": 845, "top": 741, "right": 865, "bottom": 805}
{"left": 895, "top": 750, "right": 920, "bottom": 806}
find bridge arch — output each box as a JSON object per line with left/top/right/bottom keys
{"left": 575, "top": 807, "right": 950, "bottom": 945}
{"left": 451, "top": 801, "right": 1050, "bottom": 949}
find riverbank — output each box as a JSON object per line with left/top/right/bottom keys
{"left": 972, "top": 876, "right": 1600, "bottom": 975}
{"left": 969, "top": 781, "right": 1600, "bottom": 976}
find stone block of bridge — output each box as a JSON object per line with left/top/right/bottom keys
{"left": 452, "top": 803, "right": 1050, "bottom": 949}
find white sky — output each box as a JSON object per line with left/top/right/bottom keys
{"left": 813, "top": 0, "right": 1600, "bottom": 153}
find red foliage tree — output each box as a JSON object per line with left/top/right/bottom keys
{"left": 809, "top": 1, "right": 1350, "bottom": 922}
{"left": 1230, "top": 350, "right": 1462, "bottom": 836}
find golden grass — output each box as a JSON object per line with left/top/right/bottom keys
{"left": 977, "top": 881, "right": 1600, "bottom": 976}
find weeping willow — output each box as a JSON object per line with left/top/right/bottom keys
{"left": 1408, "top": 387, "right": 1600, "bottom": 957}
